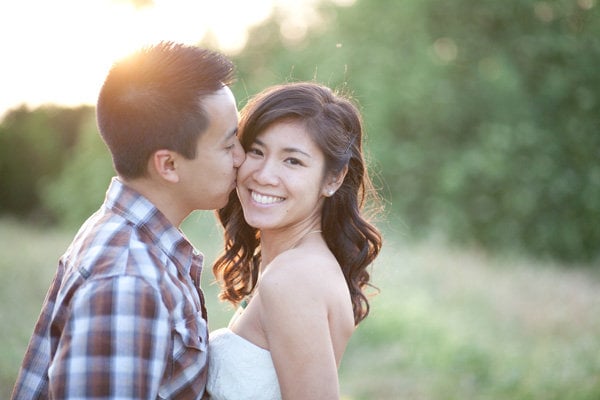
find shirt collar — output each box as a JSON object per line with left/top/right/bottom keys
{"left": 104, "top": 177, "right": 203, "bottom": 275}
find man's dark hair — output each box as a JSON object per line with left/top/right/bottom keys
{"left": 97, "top": 41, "right": 235, "bottom": 178}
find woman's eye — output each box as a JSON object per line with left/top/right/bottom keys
{"left": 248, "top": 148, "right": 263, "bottom": 156}
{"left": 285, "top": 158, "right": 303, "bottom": 166}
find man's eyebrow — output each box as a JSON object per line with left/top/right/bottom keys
{"left": 225, "top": 127, "right": 238, "bottom": 140}
{"left": 254, "top": 138, "right": 312, "bottom": 158}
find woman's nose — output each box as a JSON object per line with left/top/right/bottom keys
{"left": 252, "top": 159, "right": 279, "bottom": 185}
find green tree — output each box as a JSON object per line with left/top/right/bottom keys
{"left": 232, "top": 0, "right": 600, "bottom": 263}
{"left": 42, "top": 117, "right": 114, "bottom": 228}
{"left": 0, "top": 105, "right": 93, "bottom": 219}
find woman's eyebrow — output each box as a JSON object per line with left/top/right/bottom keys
{"left": 254, "top": 138, "right": 312, "bottom": 158}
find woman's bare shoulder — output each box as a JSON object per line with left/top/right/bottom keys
{"left": 259, "top": 246, "right": 342, "bottom": 306}
{"left": 266, "top": 246, "right": 337, "bottom": 281}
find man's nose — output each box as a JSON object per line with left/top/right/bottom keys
{"left": 233, "top": 139, "right": 245, "bottom": 167}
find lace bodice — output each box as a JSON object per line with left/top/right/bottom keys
{"left": 206, "top": 328, "right": 281, "bottom": 400}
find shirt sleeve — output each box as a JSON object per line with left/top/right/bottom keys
{"left": 48, "top": 275, "right": 170, "bottom": 399}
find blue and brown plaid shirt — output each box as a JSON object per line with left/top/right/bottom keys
{"left": 12, "top": 178, "right": 209, "bottom": 399}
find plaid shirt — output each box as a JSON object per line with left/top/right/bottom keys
{"left": 12, "top": 178, "right": 209, "bottom": 399}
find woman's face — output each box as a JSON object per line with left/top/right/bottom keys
{"left": 236, "top": 120, "right": 330, "bottom": 232}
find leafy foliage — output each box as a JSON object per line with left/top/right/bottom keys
{"left": 231, "top": 0, "right": 600, "bottom": 263}
{"left": 1, "top": 0, "right": 599, "bottom": 262}
{"left": 42, "top": 118, "right": 114, "bottom": 228}
{"left": 0, "top": 105, "right": 94, "bottom": 220}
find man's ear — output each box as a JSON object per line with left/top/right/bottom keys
{"left": 151, "top": 149, "right": 180, "bottom": 183}
{"left": 322, "top": 164, "right": 349, "bottom": 197}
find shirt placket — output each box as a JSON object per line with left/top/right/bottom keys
{"left": 190, "top": 253, "right": 207, "bottom": 321}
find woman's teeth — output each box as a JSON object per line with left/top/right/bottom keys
{"left": 252, "top": 191, "right": 284, "bottom": 205}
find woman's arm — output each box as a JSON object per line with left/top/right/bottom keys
{"left": 258, "top": 260, "right": 340, "bottom": 400}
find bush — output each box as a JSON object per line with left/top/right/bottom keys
{"left": 0, "top": 105, "right": 94, "bottom": 220}
{"left": 232, "top": 0, "right": 600, "bottom": 263}
{"left": 42, "top": 118, "right": 114, "bottom": 228}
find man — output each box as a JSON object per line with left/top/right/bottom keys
{"left": 12, "top": 41, "right": 244, "bottom": 399}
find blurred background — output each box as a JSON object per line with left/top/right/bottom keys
{"left": 1, "top": 0, "right": 599, "bottom": 398}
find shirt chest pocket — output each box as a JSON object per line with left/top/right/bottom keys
{"left": 173, "top": 310, "right": 207, "bottom": 356}
{"left": 159, "top": 311, "right": 208, "bottom": 399}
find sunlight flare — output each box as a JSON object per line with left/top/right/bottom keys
{"left": 0, "top": 0, "right": 302, "bottom": 118}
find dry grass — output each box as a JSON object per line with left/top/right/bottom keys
{"left": 339, "top": 239, "right": 600, "bottom": 399}
{"left": 2, "top": 217, "right": 599, "bottom": 399}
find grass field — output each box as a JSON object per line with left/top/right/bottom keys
{"left": 1, "top": 215, "right": 599, "bottom": 399}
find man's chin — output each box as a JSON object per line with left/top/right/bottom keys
{"left": 215, "top": 193, "right": 234, "bottom": 210}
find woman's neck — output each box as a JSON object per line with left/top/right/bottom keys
{"left": 259, "top": 226, "right": 322, "bottom": 271}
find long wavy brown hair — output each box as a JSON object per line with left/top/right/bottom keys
{"left": 212, "top": 82, "right": 383, "bottom": 325}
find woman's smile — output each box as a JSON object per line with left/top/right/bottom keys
{"left": 250, "top": 190, "right": 286, "bottom": 205}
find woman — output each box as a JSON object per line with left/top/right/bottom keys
{"left": 206, "top": 82, "right": 383, "bottom": 399}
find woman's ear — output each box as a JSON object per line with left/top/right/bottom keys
{"left": 322, "top": 164, "right": 349, "bottom": 197}
{"left": 151, "top": 149, "right": 180, "bottom": 183}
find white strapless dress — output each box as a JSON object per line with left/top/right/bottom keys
{"left": 206, "top": 328, "right": 281, "bottom": 400}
